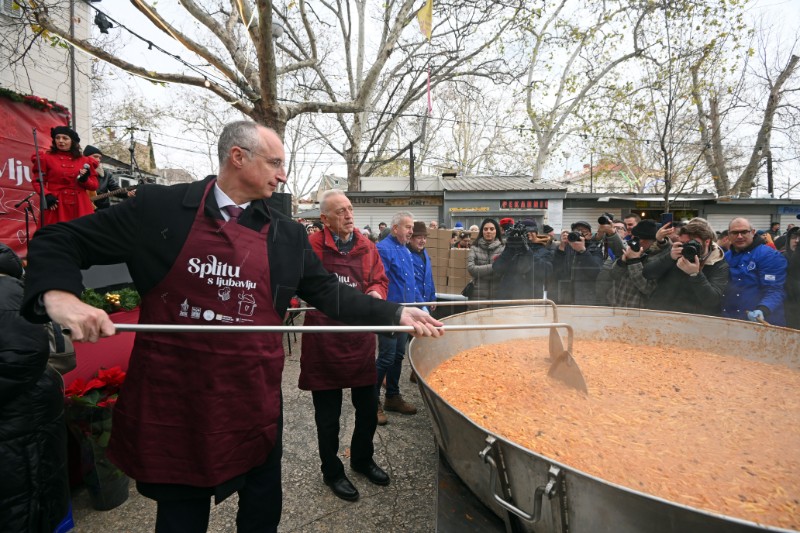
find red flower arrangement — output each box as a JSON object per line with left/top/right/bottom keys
{"left": 65, "top": 367, "right": 126, "bottom": 448}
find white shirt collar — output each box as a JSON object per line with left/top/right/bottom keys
{"left": 214, "top": 183, "right": 251, "bottom": 221}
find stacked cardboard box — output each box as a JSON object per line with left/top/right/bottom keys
{"left": 446, "top": 248, "right": 470, "bottom": 293}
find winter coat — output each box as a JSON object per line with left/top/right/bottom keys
{"left": 722, "top": 240, "right": 787, "bottom": 325}
{"left": 493, "top": 239, "right": 553, "bottom": 300}
{"left": 466, "top": 238, "right": 505, "bottom": 301}
{"left": 409, "top": 248, "right": 436, "bottom": 303}
{"left": 31, "top": 150, "right": 98, "bottom": 225}
{"left": 642, "top": 244, "right": 729, "bottom": 316}
{"left": 92, "top": 168, "right": 123, "bottom": 210}
{"left": 608, "top": 251, "right": 658, "bottom": 309}
{"left": 552, "top": 241, "right": 604, "bottom": 305}
{"left": 376, "top": 235, "right": 417, "bottom": 303}
{"left": 299, "top": 228, "right": 389, "bottom": 390}
{"left": 0, "top": 245, "right": 69, "bottom": 533}
{"left": 783, "top": 247, "right": 800, "bottom": 329}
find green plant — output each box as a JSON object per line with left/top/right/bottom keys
{"left": 81, "top": 288, "right": 140, "bottom": 313}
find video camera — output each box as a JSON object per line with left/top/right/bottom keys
{"left": 505, "top": 222, "right": 530, "bottom": 242}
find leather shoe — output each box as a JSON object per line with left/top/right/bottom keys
{"left": 324, "top": 475, "right": 359, "bottom": 501}
{"left": 351, "top": 460, "right": 390, "bottom": 486}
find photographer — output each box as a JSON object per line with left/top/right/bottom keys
{"left": 493, "top": 220, "right": 553, "bottom": 300}
{"left": 594, "top": 213, "right": 626, "bottom": 305}
{"left": 552, "top": 221, "right": 603, "bottom": 304}
{"left": 608, "top": 220, "right": 659, "bottom": 308}
{"left": 642, "top": 220, "right": 729, "bottom": 316}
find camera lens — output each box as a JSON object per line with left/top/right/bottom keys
{"left": 598, "top": 214, "right": 613, "bottom": 225}
{"left": 567, "top": 231, "right": 582, "bottom": 242}
{"left": 629, "top": 236, "right": 641, "bottom": 252}
{"left": 681, "top": 240, "right": 702, "bottom": 262}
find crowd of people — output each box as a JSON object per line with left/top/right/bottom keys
{"left": 453, "top": 213, "right": 798, "bottom": 329}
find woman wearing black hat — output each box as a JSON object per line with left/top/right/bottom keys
{"left": 31, "top": 126, "right": 99, "bottom": 225}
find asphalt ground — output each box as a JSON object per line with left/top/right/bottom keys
{"left": 68, "top": 324, "right": 439, "bottom": 532}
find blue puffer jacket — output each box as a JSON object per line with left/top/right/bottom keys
{"left": 377, "top": 235, "right": 417, "bottom": 303}
{"left": 722, "top": 240, "right": 787, "bottom": 325}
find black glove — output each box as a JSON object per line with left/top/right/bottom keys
{"left": 45, "top": 194, "right": 58, "bottom": 209}
{"left": 77, "top": 168, "right": 89, "bottom": 183}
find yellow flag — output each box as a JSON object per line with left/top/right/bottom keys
{"left": 416, "top": 0, "right": 433, "bottom": 41}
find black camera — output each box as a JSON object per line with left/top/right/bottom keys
{"left": 598, "top": 213, "right": 614, "bottom": 225}
{"left": 681, "top": 240, "right": 703, "bottom": 262}
{"left": 567, "top": 231, "right": 583, "bottom": 242}
{"left": 629, "top": 236, "right": 641, "bottom": 252}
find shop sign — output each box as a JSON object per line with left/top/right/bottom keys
{"left": 449, "top": 207, "right": 490, "bottom": 212}
{"left": 350, "top": 196, "right": 442, "bottom": 206}
{"left": 499, "top": 199, "right": 549, "bottom": 209}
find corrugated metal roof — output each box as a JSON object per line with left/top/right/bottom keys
{"left": 441, "top": 176, "right": 565, "bottom": 192}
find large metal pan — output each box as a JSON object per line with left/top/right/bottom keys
{"left": 409, "top": 305, "right": 800, "bottom": 533}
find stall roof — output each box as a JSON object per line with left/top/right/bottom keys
{"left": 442, "top": 176, "right": 566, "bottom": 192}
{"left": 596, "top": 195, "right": 715, "bottom": 202}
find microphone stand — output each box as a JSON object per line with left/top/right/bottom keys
{"left": 32, "top": 128, "right": 46, "bottom": 228}
{"left": 18, "top": 195, "right": 38, "bottom": 246}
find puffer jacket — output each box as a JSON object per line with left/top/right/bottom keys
{"left": 0, "top": 245, "right": 69, "bottom": 532}
{"left": 722, "top": 239, "right": 787, "bottom": 325}
{"left": 467, "top": 238, "right": 505, "bottom": 301}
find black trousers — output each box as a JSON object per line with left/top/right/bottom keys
{"left": 311, "top": 385, "right": 378, "bottom": 479}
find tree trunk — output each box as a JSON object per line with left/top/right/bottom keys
{"left": 251, "top": 103, "right": 287, "bottom": 139}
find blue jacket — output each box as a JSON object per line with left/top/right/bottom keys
{"left": 377, "top": 235, "right": 417, "bottom": 303}
{"left": 722, "top": 240, "right": 787, "bottom": 325}
{"left": 409, "top": 247, "right": 436, "bottom": 303}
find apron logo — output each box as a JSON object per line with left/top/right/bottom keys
{"left": 218, "top": 287, "right": 231, "bottom": 301}
{"left": 238, "top": 292, "right": 257, "bottom": 316}
{"left": 336, "top": 273, "right": 358, "bottom": 288}
{"left": 180, "top": 299, "right": 189, "bottom": 317}
{"left": 188, "top": 255, "right": 241, "bottom": 279}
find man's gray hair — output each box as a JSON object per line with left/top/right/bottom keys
{"left": 391, "top": 211, "right": 414, "bottom": 227}
{"left": 320, "top": 189, "right": 347, "bottom": 215}
{"left": 218, "top": 121, "right": 268, "bottom": 164}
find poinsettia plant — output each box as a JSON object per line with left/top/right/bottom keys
{"left": 65, "top": 367, "right": 126, "bottom": 448}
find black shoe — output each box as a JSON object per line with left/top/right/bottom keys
{"left": 324, "top": 475, "right": 359, "bottom": 501}
{"left": 351, "top": 460, "right": 391, "bottom": 486}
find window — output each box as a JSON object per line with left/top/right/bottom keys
{"left": 1, "top": 0, "right": 21, "bottom": 18}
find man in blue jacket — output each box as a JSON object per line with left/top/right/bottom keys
{"left": 376, "top": 212, "right": 418, "bottom": 424}
{"left": 722, "top": 217, "right": 787, "bottom": 325}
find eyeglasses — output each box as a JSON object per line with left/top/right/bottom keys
{"left": 729, "top": 230, "right": 753, "bottom": 237}
{"left": 239, "top": 147, "right": 284, "bottom": 170}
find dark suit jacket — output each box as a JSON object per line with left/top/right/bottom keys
{"left": 22, "top": 176, "right": 399, "bottom": 326}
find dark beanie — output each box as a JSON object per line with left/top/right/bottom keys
{"left": 51, "top": 126, "right": 80, "bottom": 144}
{"left": 543, "top": 224, "right": 554, "bottom": 234}
{"left": 83, "top": 145, "right": 102, "bottom": 157}
{"left": 520, "top": 219, "right": 538, "bottom": 232}
{"left": 631, "top": 219, "right": 660, "bottom": 240}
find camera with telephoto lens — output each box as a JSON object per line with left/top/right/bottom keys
{"left": 567, "top": 231, "right": 583, "bottom": 242}
{"left": 681, "top": 240, "right": 703, "bottom": 262}
{"left": 628, "top": 236, "right": 641, "bottom": 252}
{"left": 598, "top": 212, "right": 614, "bottom": 225}
{"left": 504, "top": 222, "right": 531, "bottom": 247}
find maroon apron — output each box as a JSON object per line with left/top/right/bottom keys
{"left": 299, "top": 232, "right": 377, "bottom": 391}
{"left": 107, "top": 180, "right": 284, "bottom": 487}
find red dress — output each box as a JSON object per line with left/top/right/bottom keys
{"left": 31, "top": 151, "right": 99, "bottom": 225}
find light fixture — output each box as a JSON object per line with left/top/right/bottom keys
{"left": 271, "top": 21, "right": 284, "bottom": 39}
{"left": 204, "top": 78, "right": 210, "bottom": 88}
